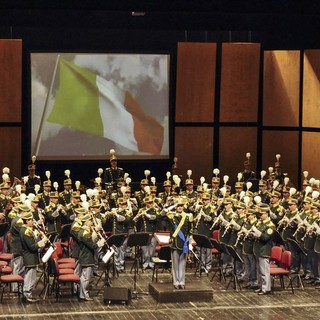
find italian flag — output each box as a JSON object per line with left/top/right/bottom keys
{"left": 47, "top": 58, "right": 164, "bottom": 154}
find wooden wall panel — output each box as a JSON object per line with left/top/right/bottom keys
{"left": 263, "top": 51, "right": 300, "bottom": 127}
{"left": 0, "top": 39, "right": 22, "bottom": 122}
{"left": 220, "top": 43, "right": 260, "bottom": 122}
{"left": 174, "top": 127, "right": 213, "bottom": 184}
{"left": 219, "top": 127, "right": 257, "bottom": 188}
{"left": 175, "top": 42, "right": 216, "bottom": 122}
{"left": 262, "top": 131, "right": 299, "bottom": 187}
{"left": 302, "top": 132, "right": 320, "bottom": 181}
{"left": 303, "top": 50, "right": 320, "bottom": 127}
{"left": 0, "top": 127, "right": 22, "bottom": 178}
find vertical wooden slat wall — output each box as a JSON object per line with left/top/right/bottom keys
{"left": 0, "top": 39, "right": 22, "bottom": 178}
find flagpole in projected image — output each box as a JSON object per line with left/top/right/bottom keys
{"left": 33, "top": 54, "right": 61, "bottom": 156}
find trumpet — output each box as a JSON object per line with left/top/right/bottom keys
{"left": 301, "top": 221, "right": 318, "bottom": 241}
{"left": 194, "top": 207, "right": 206, "bottom": 229}
{"left": 210, "top": 210, "right": 224, "bottom": 230}
{"left": 133, "top": 209, "right": 147, "bottom": 222}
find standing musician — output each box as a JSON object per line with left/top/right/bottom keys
{"left": 78, "top": 213, "right": 106, "bottom": 301}
{"left": 194, "top": 192, "right": 216, "bottom": 272}
{"left": 58, "top": 178, "right": 73, "bottom": 207}
{"left": 240, "top": 208, "right": 259, "bottom": 290}
{"left": 251, "top": 206, "right": 275, "bottom": 295}
{"left": 162, "top": 197, "right": 193, "bottom": 290}
{"left": 269, "top": 190, "right": 285, "bottom": 225}
{"left": 20, "top": 211, "right": 48, "bottom": 303}
{"left": 38, "top": 180, "right": 52, "bottom": 210}
{"left": 106, "top": 197, "right": 132, "bottom": 272}
{"left": 104, "top": 149, "right": 124, "bottom": 190}
{"left": 24, "top": 163, "right": 41, "bottom": 195}
{"left": 45, "top": 191, "right": 67, "bottom": 241}
{"left": 303, "top": 201, "right": 320, "bottom": 286}
{"left": 133, "top": 196, "right": 160, "bottom": 270}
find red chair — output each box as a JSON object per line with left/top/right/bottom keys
{"left": 0, "top": 273, "right": 24, "bottom": 303}
{"left": 270, "top": 250, "right": 294, "bottom": 293}
{"left": 0, "top": 238, "right": 13, "bottom": 262}
{"left": 270, "top": 246, "right": 283, "bottom": 268}
{"left": 212, "top": 230, "right": 220, "bottom": 242}
{"left": 53, "top": 242, "right": 76, "bottom": 265}
{"left": 51, "top": 258, "right": 80, "bottom": 301}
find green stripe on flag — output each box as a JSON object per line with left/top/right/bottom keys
{"left": 47, "top": 58, "right": 104, "bottom": 137}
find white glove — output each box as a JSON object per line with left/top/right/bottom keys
{"left": 37, "top": 239, "right": 47, "bottom": 248}
{"left": 204, "top": 215, "right": 212, "bottom": 222}
{"left": 270, "top": 212, "right": 277, "bottom": 220}
{"left": 97, "top": 238, "right": 106, "bottom": 248}
{"left": 92, "top": 230, "right": 98, "bottom": 241}
{"left": 233, "top": 221, "right": 241, "bottom": 231}
{"left": 221, "top": 219, "right": 228, "bottom": 227}
{"left": 145, "top": 214, "right": 151, "bottom": 219}
{"left": 188, "top": 243, "right": 193, "bottom": 251}
{"left": 116, "top": 214, "right": 125, "bottom": 222}
{"left": 255, "top": 229, "right": 262, "bottom": 238}
{"left": 52, "top": 210, "right": 59, "bottom": 218}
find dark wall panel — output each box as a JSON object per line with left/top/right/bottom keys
{"left": 220, "top": 43, "right": 260, "bottom": 123}
{"left": 175, "top": 42, "right": 216, "bottom": 122}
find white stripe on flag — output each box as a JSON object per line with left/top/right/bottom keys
{"left": 96, "top": 75, "right": 139, "bottom": 152}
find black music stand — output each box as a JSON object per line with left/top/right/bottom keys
{"left": 225, "top": 245, "right": 244, "bottom": 292}
{"left": 210, "top": 239, "right": 227, "bottom": 283}
{"left": 96, "top": 233, "right": 127, "bottom": 289}
{"left": 127, "top": 232, "right": 152, "bottom": 298}
{"left": 286, "top": 238, "right": 306, "bottom": 289}
{"left": 193, "top": 234, "right": 213, "bottom": 276}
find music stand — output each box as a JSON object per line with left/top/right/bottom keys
{"left": 225, "top": 245, "right": 244, "bottom": 292}
{"left": 127, "top": 232, "right": 152, "bottom": 298}
{"left": 193, "top": 234, "right": 213, "bottom": 276}
{"left": 286, "top": 238, "right": 306, "bottom": 289}
{"left": 210, "top": 239, "right": 226, "bottom": 283}
{"left": 96, "top": 233, "right": 127, "bottom": 289}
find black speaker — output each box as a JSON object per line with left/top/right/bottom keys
{"left": 103, "top": 287, "right": 131, "bottom": 305}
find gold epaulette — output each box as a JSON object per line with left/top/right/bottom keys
{"left": 187, "top": 213, "right": 194, "bottom": 223}
{"left": 125, "top": 210, "right": 133, "bottom": 217}
{"left": 166, "top": 211, "right": 174, "bottom": 220}
{"left": 59, "top": 191, "right": 64, "bottom": 197}
{"left": 16, "top": 218, "right": 24, "bottom": 227}
{"left": 82, "top": 227, "right": 92, "bottom": 239}
{"left": 0, "top": 194, "right": 5, "bottom": 200}
{"left": 71, "top": 221, "right": 82, "bottom": 232}
{"left": 8, "top": 209, "right": 17, "bottom": 219}
{"left": 25, "top": 226, "right": 34, "bottom": 237}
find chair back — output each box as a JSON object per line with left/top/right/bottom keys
{"left": 53, "top": 242, "right": 63, "bottom": 258}
{"left": 212, "top": 230, "right": 220, "bottom": 241}
{"left": 158, "top": 245, "right": 171, "bottom": 262}
{"left": 280, "top": 250, "right": 291, "bottom": 270}
{"left": 270, "top": 246, "right": 282, "bottom": 265}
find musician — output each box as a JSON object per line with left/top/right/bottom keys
{"left": 269, "top": 190, "right": 285, "bottom": 225}
{"left": 107, "top": 197, "right": 132, "bottom": 272}
{"left": 103, "top": 150, "right": 124, "bottom": 190}
{"left": 181, "top": 178, "right": 197, "bottom": 202}
{"left": 45, "top": 191, "right": 67, "bottom": 241}
{"left": 0, "top": 182, "right": 11, "bottom": 223}
{"left": 296, "top": 196, "right": 312, "bottom": 279}
{"left": 194, "top": 192, "right": 216, "bottom": 272}
{"left": 63, "top": 191, "right": 81, "bottom": 225}
{"left": 163, "top": 197, "right": 193, "bottom": 289}
{"left": 252, "top": 207, "right": 275, "bottom": 295}
{"left": 134, "top": 179, "right": 149, "bottom": 208}
{"left": 241, "top": 208, "right": 259, "bottom": 290}
{"left": 134, "top": 196, "right": 160, "bottom": 270}
{"left": 257, "top": 180, "right": 271, "bottom": 205}
{"left": 280, "top": 186, "right": 290, "bottom": 209}
{"left": 231, "top": 181, "right": 244, "bottom": 201}
{"left": 78, "top": 213, "right": 106, "bottom": 301}
{"left": 24, "top": 164, "right": 41, "bottom": 195}
{"left": 38, "top": 180, "right": 52, "bottom": 210}
{"left": 211, "top": 176, "right": 222, "bottom": 200}
{"left": 20, "top": 211, "right": 48, "bottom": 303}
{"left": 303, "top": 202, "right": 320, "bottom": 286}
{"left": 218, "top": 197, "right": 235, "bottom": 276}
{"left": 10, "top": 204, "right": 29, "bottom": 292}
{"left": 241, "top": 158, "right": 256, "bottom": 183}
{"left": 58, "top": 178, "right": 73, "bottom": 207}
{"left": 158, "top": 180, "right": 172, "bottom": 205}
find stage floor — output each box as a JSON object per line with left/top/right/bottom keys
{"left": 0, "top": 260, "right": 320, "bottom": 320}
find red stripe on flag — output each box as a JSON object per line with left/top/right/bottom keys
{"left": 124, "top": 92, "right": 164, "bottom": 155}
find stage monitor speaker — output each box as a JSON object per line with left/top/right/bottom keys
{"left": 103, "top": 287, "right": 131, "bottom": 305}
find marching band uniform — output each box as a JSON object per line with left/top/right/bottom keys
{"left": 134, "top": 196, "right": 160, "bottom": 269}
{"left": 38, "top": 180, "right": 52, "bottom": 210}
{"left": 163, "top": 197, "right": 193, "bottom": 289}
{"left": 103, "top": 151, "right": 124, "bottom": 190}
{"left": 20, "top": 211, "right": 48, "bottom": 303}
{"left": 107, "top": 197, "right": 132, "bottom": 272}
{"left": 269, "top": 191, "right": 285, "bottom": 225}
{"left": 241, "top": 208, "right": 259, "bottom": 289}
{"left": 58, "top": 178, "right": 73, "bottom": 207}
{"left": 252, "top": 209, "right": 275, "bottom": 295}
{"left": 24, "top": 164, "right": 41, "bottom": 195}
{"left": 78, "top": 214, "right": 106, "bottom": 301}
{"left": 194, "top": 192, "right": 216, "bottom": 272}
